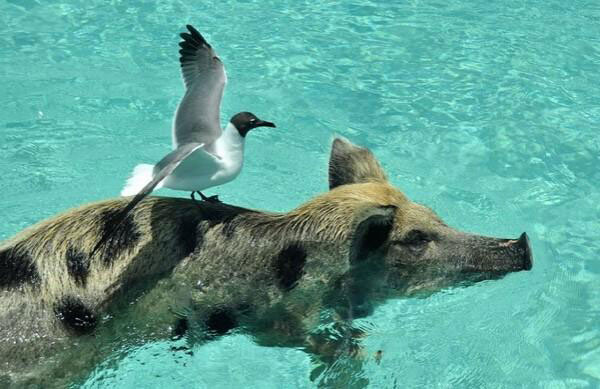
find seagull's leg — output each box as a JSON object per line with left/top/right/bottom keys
{"left": 199, "top": 192, "right": 221, "bottom": 203}
{"left": 190, "top": 191, "right": 200, "bottom": 203}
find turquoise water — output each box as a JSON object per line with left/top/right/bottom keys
{"left": 1, "top": 0, "right": 599, "bottom": 387}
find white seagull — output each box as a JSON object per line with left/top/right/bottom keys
{"left": 91, "top": 25, "right": 275, "bottom": 255}
{"left": 122, "top": 24, "right": 276, "bottom": 204}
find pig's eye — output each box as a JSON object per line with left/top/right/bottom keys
{"left": 402, "top": 230, "right": 431, "bottom": 246}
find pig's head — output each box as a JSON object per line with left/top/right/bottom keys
{"left": 322, "top": 137, "right": 533, "bottom": 296}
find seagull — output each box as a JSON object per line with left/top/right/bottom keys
{"left": 91, "top": 25, "right": 275, "bottom": 256}
{"left": 121, "top": 24, "right": 276, "bottom": 203}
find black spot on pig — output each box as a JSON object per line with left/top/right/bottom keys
{"left": 54, "top": 296, "right": 97, "bottom": 334}
{"left": 66, "top": 247, "right": 90, "bottom": 287}
{"left": 99, "top": 209, "right": 141, "bottom": 265}
{"left": 273, "top": 243, "right": 307, "bottom": 291}
{"left": 205, "top": 308, "right": 237, "bottom": 335}
{"left": 0, "top": 246, "right": 39, "bottom": 289}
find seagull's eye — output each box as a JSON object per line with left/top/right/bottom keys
{"left": 249, "top": 119, "right": 257, "bottom": 124}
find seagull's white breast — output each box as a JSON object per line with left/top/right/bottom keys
{"left": 162, "top": 122, "right": 245, "bottom": 191}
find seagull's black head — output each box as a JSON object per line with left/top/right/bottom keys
{"left": 230, "top": 112, "right": 276, "bottom": 137}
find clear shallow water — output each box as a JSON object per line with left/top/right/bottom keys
{"left": 1, "top": 0, "right": 599, "bottom": 387}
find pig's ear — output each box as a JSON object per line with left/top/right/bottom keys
{"left": 349, "top": 204, "right": 396, "bottom": 263}
{"left": 328, "top": 137, "right": 388, "bottom": 190}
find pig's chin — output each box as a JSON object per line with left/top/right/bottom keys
{"left": 453, "top": 269, "right": 512, "bottom": 284}
{"left": 385, "top": 264, "right": 528, "bottom": 297}
{"left": 444, "top": 257, "right": 534, "bottom": 286}
{"left": 452, "top": 252, "right": 533, "bottom": 279}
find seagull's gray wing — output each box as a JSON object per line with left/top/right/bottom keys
{"left": 173, "top": 25, "right": 227, "bottom": 148}
{"left": 90, "top": 142, "right": 204, "bottom": 257}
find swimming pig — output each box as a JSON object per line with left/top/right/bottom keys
{"left": 0, "top": 138, "right": 532, "bottom": 387}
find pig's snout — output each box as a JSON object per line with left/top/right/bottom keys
{"left": 505, "top": 232, "right": 533, "bottom": 271}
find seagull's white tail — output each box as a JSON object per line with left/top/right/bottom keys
{"left": 121, "top": 164, "right": 161, "bottom": 196}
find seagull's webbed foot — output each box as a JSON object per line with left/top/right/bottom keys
{"left": 191, "top": 191, "right": 221, "bottom": 203}
{"left": 200, "top": 193, "right": 221, "bottom": 203}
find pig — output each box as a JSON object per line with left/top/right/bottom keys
{"left": 0, "top": 138, "right": 532, "bottom": 388}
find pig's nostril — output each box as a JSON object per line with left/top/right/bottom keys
{"left": 517, "top": 232, "right": 533, "bottom": 270}
{"left": 517, "top": 232, "right": 529, "bottom": 250}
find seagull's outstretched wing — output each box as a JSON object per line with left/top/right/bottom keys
{"left": 173, "top": 25, "right": 227, "bottom": 148}
{"left": 90, "top": 142, "right": 205, "bottom": 257}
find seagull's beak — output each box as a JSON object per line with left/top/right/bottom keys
{"left": 255, "top": 120, "right": 276, "bottom": 128}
